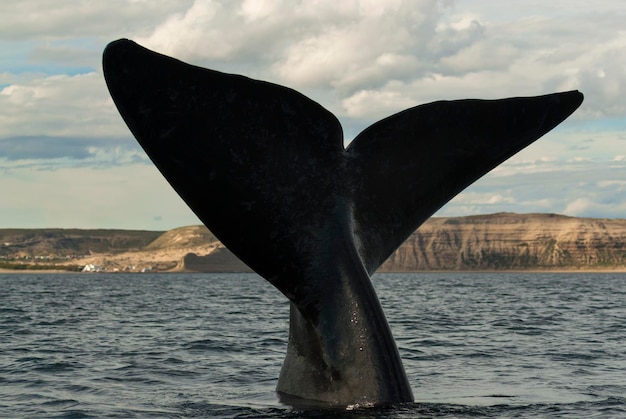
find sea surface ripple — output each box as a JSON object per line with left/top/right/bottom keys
{"left": 1, "top": 272, "right": 625, "bottom": 418}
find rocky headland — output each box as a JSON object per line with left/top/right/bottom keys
{"left": 3, "top": 213, "right": 626, "bottom": 273}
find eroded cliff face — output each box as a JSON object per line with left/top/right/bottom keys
{"left": 6, "top": 213, "right": 624, "bottom": 272}
{"left": 379, "top": 213, "right": 626, "bottom": 271}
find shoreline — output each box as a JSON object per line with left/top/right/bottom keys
{"left": 0, "top": 268, "right": 81, "bottom": 274}
{"left": 3, "top": 268, "right": 626, "bottom": 275}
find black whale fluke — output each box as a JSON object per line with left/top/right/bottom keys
{"left": 103, "top": 38, "right": 583, "bottom": 407}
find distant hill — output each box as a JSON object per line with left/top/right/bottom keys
{"left": 144, "top": 225, "right": 218, "bottom": 250}
{"left": 379, "top": 213, "right": 626, "bottom": 271}
{"left": 0, "top": 228, "right": 163, "bottom": 257}
{"left": 0, "top": 228, "right": 164, "bottom": 272}
{"left": 3, "top": 213, "right": 626, "bottom": 272}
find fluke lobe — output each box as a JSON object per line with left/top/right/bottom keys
{"left": 103, "top": 39, "right": 583, "bottom": 408}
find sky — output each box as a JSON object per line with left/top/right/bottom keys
{"left": 1, "top": 0, "right": 626, "bottom": 230}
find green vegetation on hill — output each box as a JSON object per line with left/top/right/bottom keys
{"left": 0, "top": 228, "right": 164, "bottom": 257}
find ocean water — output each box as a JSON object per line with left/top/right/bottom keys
{"left": 1, "top": 272, "right": 625, "bottom": 418}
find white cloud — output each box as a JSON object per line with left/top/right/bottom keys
{"left": 563, "top": 198, "right": 626, "bottom": 219}
{"left": 437, "top": 161, "right": 626, "bottom": 219}
{"left": 3, "top": 0, "right": 626, "bottom": 122}
{"left": 448, "top": 191, "right": 516, "bottom": 206}
{"left": 2, "top": 0, "right": 626, "bottom": 227}
{"left": 0, "top": 72, "right": 127, "bottom": 139}
{"left": 271, "top": 1, "right": 444, "bottom": 90}
{"left": 1, "top": 164, "right": 198, "bottom": 229}
{"left": 341, "top": 86, "right": 415, "bottom": 119}
{"left": 597, "top": 180, "right": 626, "bottom": 189}
{"left": 138, "top": 1, "right": 226, "bottom": 60}
{"left": 0, "top": 1, "right": 193, "bottom": 40}
{"left": 5, "top": 1, "right": 626, "bottom": 128}
{"left": 240, "top": 0, "right": 283, "bottom": 22}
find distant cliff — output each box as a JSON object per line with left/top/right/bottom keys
{"left": 379, "top": 213, "right": 626, "bottom": 271}
{"left": 178, "top": 213, "right": 626, "bottom": 272}
{"left": 3, "top": 213, "right": 626, "bottom": 272}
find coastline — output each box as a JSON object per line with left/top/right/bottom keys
{"left": 0, "top": 268, "right": 80, "bottom": 274}
{"left": 3, "top": 268, "right": 626, "bottom": 275}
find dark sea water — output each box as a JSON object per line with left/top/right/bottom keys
{"left": 1, "top": 272, "right": 625, "bottom": 418}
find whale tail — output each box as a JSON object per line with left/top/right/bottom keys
{"left": 103, "top": 39, "right": 583, "bottom": 406}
